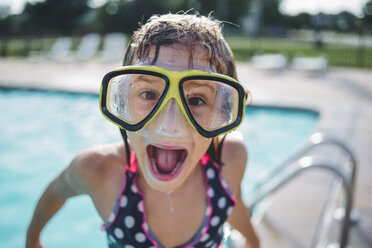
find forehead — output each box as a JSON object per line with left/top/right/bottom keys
{"left": 136, "top": 45, "right": 215, "bottom": 72}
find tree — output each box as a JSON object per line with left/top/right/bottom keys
{"left": 283, "top": 12, "right": 311, "bottom": 30}
{"left": 0, "top": 4, "right": 11, "bottom": 34}
{"left": 261, "top": 0, "right": 284, "bottom": 25}
{"left": 259, "top": 0, "right": 287, "bottom": 35}
{"left": 334, "top": 11, "right": 359, "bottom": 32}
{"left": 95, "top": 0, "right": 250, "bottom": 33}
{"left": 362, "top": 0, "right": 372, "bottom": 30}
{"left": 198, "top": 0, "right": 249, "bottom": 28}
{"left": 21, "top": 0, "right": 90, "bottom": 34}
{"left": 94, "top": 0, "right": 191, "bottom": 33}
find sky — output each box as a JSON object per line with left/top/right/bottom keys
{"left": 0, "top": 0, "right": 369, "bottom": 16}
{"left": 280, "top": 0, "right": 368, "bottom": 16}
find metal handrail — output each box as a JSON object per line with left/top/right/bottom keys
{"left": 254, "top": 132, "right": 356, "bottom": 190}
{"left": 248, "top": 132, "right": 357, "bottom": 248}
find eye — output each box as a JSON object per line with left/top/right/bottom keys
{"left": 140, "top": 91, "right": 158, "bottom": 101}
{"left": 187, "top": 96, "right": 206, "bottom": 106}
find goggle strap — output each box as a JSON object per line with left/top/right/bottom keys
{"left": 119, "top": 128, "right": 131, "bottom": 167}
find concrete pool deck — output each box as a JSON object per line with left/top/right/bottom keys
{"left": 1, "top": 58, "right": 371, "bottom": 247}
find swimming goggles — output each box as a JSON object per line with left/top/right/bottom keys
{"left": 100, "top": 65, "right": 250, "bottom": 138}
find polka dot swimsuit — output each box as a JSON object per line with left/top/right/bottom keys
{"left": 102, "top": 152, "right": 236, "bottom": 248}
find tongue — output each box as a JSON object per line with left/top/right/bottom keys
{"left": 155, "top": 148, "right": 178, "bottom": 173}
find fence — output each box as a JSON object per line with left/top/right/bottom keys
{"left": 1, "top": 32, "right": 372, "bottom": 68}
{"left": 227, "top": 31, "right": 372, "bottom": 68}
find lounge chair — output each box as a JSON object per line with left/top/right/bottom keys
{"left": 48, "top": 37, "right": 72, "bottom": 60}
{"left": 75, "top": 33, "right": 101, "bottom": 61}
{"left": 100, "top": 32, "right": 127, "bottom": 61}
{"left": 291, "top": 56, "right": 328, "bottom": 75}
{"left": 251, "top": 54, "right": 287, "bottom": 72}
{"left": 28, "top": 36, "right": 72, "bottom": 61}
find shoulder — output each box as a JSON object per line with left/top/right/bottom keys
{"left": 65, "top": 142, "right": 127, "bottom": 194}
{"left": 70, "top": 142, "right": 127, "bottom": 173}
{"left": 219, "top": 132, "right": 248, "bottom": 195}
{"left": 220, "top": 131, "right": 248, "bottom": 173}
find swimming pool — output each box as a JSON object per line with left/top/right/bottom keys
{"left": 0, "top": 89, "right": 318, "bottom": 248}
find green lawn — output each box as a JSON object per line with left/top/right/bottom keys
{"left": 1, "top": 35, "right": 372, "bottom": 68}
{"left": 226, "top": 36, "right": 372, "bottom": 68}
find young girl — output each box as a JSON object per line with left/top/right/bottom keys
{"left": 26, "top": 13, "right": 260, "bottom": 248}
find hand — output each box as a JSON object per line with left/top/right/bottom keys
{"left": 25, "top": 231, "right": 45, "bottom": 248}
{"left": 25, "top": 239, "right": 45, "bottom": 248}
{"left": 243, "top": 239, "right": 260, "bottom": 248}
{"left": 25, "top": 240, "right": 45, "bottom": 248}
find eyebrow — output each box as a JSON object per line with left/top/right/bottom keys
{"left": 135, "top": 75, "right": 164, "bottom": 85}
{"left": 184, "top": 81, "right": 216, "bottom": 91}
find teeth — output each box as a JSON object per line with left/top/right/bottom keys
{"left": 170, "top": 161, "right": 182, "bottom": 174}
{"left": 150, "top": 157, "right": 159, "bottom": 173}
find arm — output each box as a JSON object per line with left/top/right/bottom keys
{"left": 26, "top": 151, "right": 93, "bottom": 248}
{"left": 227, "top": 188, "right": 260, "bottom": 248}
{"left": 221, "top": 137, "right": 260, "bottom": 248}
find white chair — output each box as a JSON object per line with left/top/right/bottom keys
{"left": 101, "top": 32, "right": 127, "bottom": 61}
{"left": 75, "top": 33, "right": 101, "bottom": 61}
{"left": 28, "top": 36, "right": 72, "bottom": 61}
{"left": 48, "top": 37, "right": 72, "bottom": 60}
{"left": 251, "top": 54, "right": 287, "bottom": 72}
{"left": 291, "top": 56, "right": 328, "bottom": 75}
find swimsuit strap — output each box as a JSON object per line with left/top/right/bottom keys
{"left": 128, "top": 150, "right": 138, "bottom": 173}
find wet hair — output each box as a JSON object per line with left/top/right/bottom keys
{"left": 121, "top": 13, "right": 239, "bottom": 166}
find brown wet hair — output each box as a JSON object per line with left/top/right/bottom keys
{"left": 121, "top": 13, "right": 239, "bottom": 166}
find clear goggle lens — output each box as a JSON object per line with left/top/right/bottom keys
{"left": 182, "top": 79, "right": 239, "bottom": 130}
{"left": 107, "top": 73, "right": 166, "bottom": 124}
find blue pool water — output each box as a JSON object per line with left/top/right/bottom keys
{"left": 0, "top": 89, "right": 318, "bottom": 248}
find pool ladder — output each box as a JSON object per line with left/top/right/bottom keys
{"left": 248, "top": 132, "right": 357, "bottom": 248}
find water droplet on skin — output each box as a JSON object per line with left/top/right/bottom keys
{"left": 203, "top": 138, "right": 210, "bottom": 148}
{"left": 167, "top": 192, "right": 175, "bottom": 213}
{"left": 204, "top": 138, "right": 209, "bottom": 147}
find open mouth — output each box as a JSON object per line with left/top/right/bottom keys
{"left": 146, "top": 145, "right": 188, "bottom": 181}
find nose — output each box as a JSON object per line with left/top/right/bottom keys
{"left": 154, "top": 99, "right": 188, "bottom": 137}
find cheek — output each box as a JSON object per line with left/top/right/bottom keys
{"left": 127, "top": 133, "right": 145, "bottom": 162}
{"left": 128, "top": 132, "right": 141, "bottom": 148}
{"left": 184, "top": 136, "right": 212, "bottom": 174}
{"left": 191, "top": 134, "right": 213, "bottom": 158}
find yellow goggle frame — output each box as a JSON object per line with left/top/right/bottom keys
{"left": 99, "top": 65, "right": 249, "bottom": 138}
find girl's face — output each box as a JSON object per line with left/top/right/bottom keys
{"left": 128, "top": 45, "right": 214, "bottom": 193}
